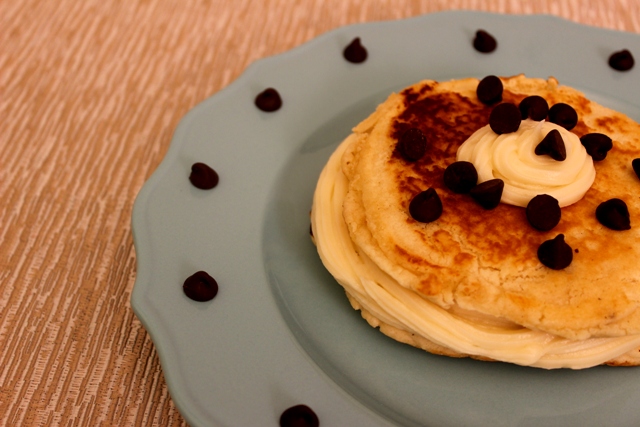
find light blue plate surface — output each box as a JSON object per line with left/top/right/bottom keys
{"left": 132, "top": 11, "right": 640, "bottom": 427}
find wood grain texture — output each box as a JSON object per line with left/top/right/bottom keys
{"left": 1, "top": 0, "right": 638, "bottom": 425}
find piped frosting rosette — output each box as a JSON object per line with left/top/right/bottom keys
{"left": 457, "top": 119, "right": 596, "bottom": 207}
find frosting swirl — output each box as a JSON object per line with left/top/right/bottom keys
{"left": 457, "top": 119, "right": 595, "bottom": 207}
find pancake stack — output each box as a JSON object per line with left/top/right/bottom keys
{"left": 311, "top": 75, "right": 640, "bottom": 369}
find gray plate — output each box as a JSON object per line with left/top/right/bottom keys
{"left": 132, "top": 11, "right": 640, "bottom": 427}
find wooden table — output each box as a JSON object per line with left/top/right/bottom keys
{"left": 2, "top": 1, "right": 639, "bottom": 425}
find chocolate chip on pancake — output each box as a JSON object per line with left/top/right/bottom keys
{"left": 633, "top": 158, "right": 640, "bottom": 180}
{"left": 596, "top": 198, "right": 631, "bottom": 230}
{"left": 444, "top": 161, "right": 478, "bottom": 193}
{"left": 489, "top": 103, "right": 520, "bottom": 134}
{"left": 535, "top": 129, "right": 566, "bottom": 161}
{"left": 476, "top": 75, "right": 503, "bottom": 105}
{"left": 409, "top": 188, "right": 443, "bottom": 223}
{"left": 469, "top": 178, "right": 503, "bottom": 209}
{"left": 343, "top": 37, "right": 368, "bottom": 64}
{"left": 609, "top": 49, "right": 635, "bottom": 71}
{"left": 548, "top": 103, "right": 578, "bottom": 130}
{"left": 397, "top": 127, "right": 427, "bottom": 161}
{"left": 580, "top": 133, "right": 613, "bottom": 161}
{"left": 537, "top": 234, "right": 573, "bottom": 270}
{"left": 473, "top": 29, "right": 497, "bottom": 53}
{"left": 526, "top": 194, "right": 561, "bottom": 231}
{"left": 519, "top": 95, "right": 549, "bottom": 121}
{"left": 255, "top": 88, "right": 282, "bottom": 112}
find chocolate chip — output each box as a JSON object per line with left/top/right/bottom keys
{"left": 489, "top": 103, "right": 521, "bottom": 134}
{"left": 548, "top": 103, "right": 578, "bottom": 130}
{"left": 580, "top": 133, "right": 612, "bottom": 161}
{"left": 608, "top": 49, "right": 635, "bottom": 71}
{"left": 189, "top": 162, "right": 219, "bottom": 189}
{"left": 596, "top": 198, "right": 631, "bottom": 230}
{"left": 473, "top": 30, "right": 497, "bottom": 53}
{"left": 409, "top": 188, "right": 443, "bottom": 223}
{"left": 397, "top": 127, "right": 427, "bottom": 161}
{"left": 255, "top": 88, "right": 282, "bottom": 112}
{"left": 519, "top": 95, "right": 549, "bottom": 121}
{"left": 632, "top": 158, "right": 640, "bottom": 180}
{"left": 535, "top": 129, "right": 566, "bottom": 161}
{"left": 537, "top": 234, "right": 573, "bottom": 270}
{"left": 526, "top": 194, "right": 561, "bottom": 231}
{"left": 280, "top": 405, "right": 319, "bottom": 427}
{"left": 343, "top": 37, "right": 368, "bottom": 63}
{"left": 476, "top": 75, "right": 503, "bottom": 105}
{"left": 444, "top": 161, "right": 478, "bottom": 193}
{"left": 183, "top": 271, "right": 218, "bottom": 302}
{"left": 469, "top": 179, "right": 503, "bottom": 210}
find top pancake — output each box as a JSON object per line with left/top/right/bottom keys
{"left": 342, "top": 75, "right": 640, "bottom": 341}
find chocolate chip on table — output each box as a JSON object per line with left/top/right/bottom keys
{"left": 469, "top": 178, "right": 504, "bottom": 210}
{"left": 343, "top": 37, "right": 368, "bottom": 63}
{"left": 397, "top": 127, "right": 427, "bottom": 161}
{"left": 189, "top": 162, "right": 219, "bottom": 189}
{"left": 580, "top": 133, "right": 613, "bottom": 161}
{"left": 537, "top": 234, "right": 573, "bottom": 270}
{"left": 473, "top": 29, "right": 497, "bottom": 53}
{"left": 633, "top": 158, "right": 640, "bottom": 180}
{"left": 596, "top": 198, "right": 631, "bottom": 230}
{"left": 519, "top": 95, "right": 549, "bottom": 121}
{"left": 255, "top": 88, "right": 282, "bottom": 112}
{"left": 476, "top": 75, "right": 503, "bottom": 105}
{"left": 548, "top": 103, "right": 578, "bottom": 131}
{"left": 183, "top": 271, "right": 218, "bottom": 302}
{"left": 608, "top": 49, "right": 635, "bottom": 71}
{"left": 280, "top": 404, "right": 319, "bottom": 427}
{"left": 535, "top": 129, "right": 566, "bottom": 161}
{"left": 409, "top": 188, "right": 443, "bottom": 223}
{"left": 489, "top": 103, "right": 521, "bottom": 134}
{"left": 526, "top": 194, "right": 561, "bottom": 231}
{"left": 444, "top": 161, "right": 478, "bottom": 194}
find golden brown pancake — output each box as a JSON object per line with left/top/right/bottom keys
{"left": 312, "top": 74, "right": 640, "bottom": 368}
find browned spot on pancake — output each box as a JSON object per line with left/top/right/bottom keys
{"left": 394, "top": 244, "right": 430, "bottom": 266}
{"left": 454, "top": 251, "right": 475, "bottom": 267}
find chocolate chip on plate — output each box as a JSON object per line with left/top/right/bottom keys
{"left": 526, "top": 194, "right": 561, "bottom": 231}
{"left": 409, "top": 188, "right": 443, "bottom": 223}
{"left": 255, "top": 88, "right": 282, "bottom": 112}
{"left": 469, "top": 178, "right": 504, "bottom": 210}
{"left": 343, "top": 37, "right": 368, "bottom": 63}
{"left": 535, "top": 129, "right": 566, "bottom": 161}
{"left": 397, "top": 127, "right": 427, "bottom": 161}
{"left": 489, "top": 103, "right": 521, "bottom": 134}
{"left": 189, "top": 162, "right": 219, "bottom": 190}
{"left": 473, "top": 30, "right": 497, "bottom": 53}
{"left": 537, "top": 234, "right": 573, "bottom": 270}
{"left": 183, "top": 271, "right": 218, "bottom": 302}
{"left": 608, "top": 49, "right": 635, "bottom": 71}
{"left": 476, "top": 75, "right": 503, "bottom": 105}
{"left": 548, "top": 103, "right": 578, "bottom": 130}
{"left": 280, "top": 404, "right": 319, "bottom": 427}
{"left": 444, "top": 161, "right": 478, "bottom": 194}
{"left": 580, "top": 133, "right": 612, "bottom": 161}
{"left": 596, "top": 198, "right": 631, "bottom": 231}
{"left": 519, "top": 95, "right": 549, "bottom": 121}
